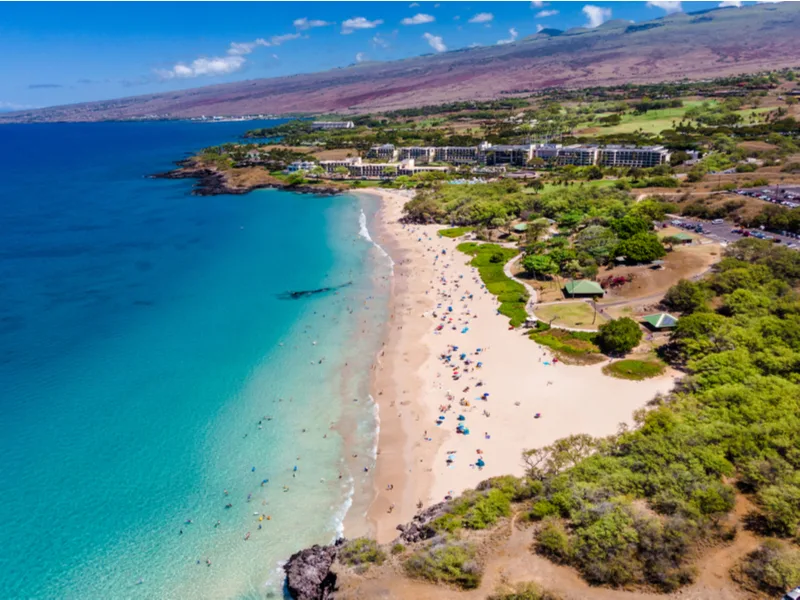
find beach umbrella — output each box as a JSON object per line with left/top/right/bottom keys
{"left": 476, "top": 458, "right": 485, "bottom": 467}
{"left": 457, "top": 415, "right": 466, "bottom": 421}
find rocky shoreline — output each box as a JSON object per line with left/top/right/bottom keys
{"left": 150, "top": 159, "right": 344, "bottom": 197}
{"left": 283, "top": 501, "right": 447, "bottom": 599}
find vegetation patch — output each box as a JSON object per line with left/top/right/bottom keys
{"left": 457, "top": 242, "right": 529, "bottom": 327}
{"left": 603, "top": 359, "right": 666, "bottom": 380}
{"left": 488, "top": 581, "right": 564, "bottom": 600}
{"left": 735, "top": 540, "right": 800, "bottom": 596}
{"left": 529, "top": 328, "right": 602, "bottom": 364}
{"left": 339, "top": 537, "right": 387, "bottom": 570}
{"left": 430, "top": 487, "right": 513, "bottom": 533}
{"left": 438, "top": 226, "right": 474, "bottom": 238}
{"left": 403, "top": 538, "right": 482, "bottom": 589}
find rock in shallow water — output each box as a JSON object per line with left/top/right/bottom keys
{"left": 284, "top": 542, "right": 341, "bottom": 600}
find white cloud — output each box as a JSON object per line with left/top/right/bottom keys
{"left": 157, "top": 55, "right": 246, "bottom": 80}
{"left": 355, "top": 52, "right": 367, "bottom": 63}
{"left": 372, "top": 33, "right": 390, "bottom": 48}
{"left": 293, "top": 18, "right": 332, "bottom": 30}
{"left": 409, "top": 2, "right": 419, "bottom": 6}
{"left": 646, "top": 1, "right": 683, "bottom": 13}
{"left": 497, "top": 28, "right": 518, "bottom": 45}
{"left": 423, "top": 32, "right": 447, "bottom": 52}
{"left": 227, "top": 33, "right": 300, "bottom": 56}
{"left": 402, "top": 13, "right": 435, "bottom": 25}
{"left": 536, "top": 9, "right": 559, "bottom": 17}
{"left": 531, "top": 1, "right": 546, "bottom": 6}
{"left": 269, "top": 33, "right": 302, "bottom": 45}
{"left": 468, "top": 12, "right": 494, "bottom": 23}
{"left": 157, "top": 33, "right": 301, "bottom": 80}
{"left": 718, "top": 0, "right": 741, "bottom": 5}
{"left": 582, "top": 5, "right": 612, "bottom": 28}
{"left": 536, "top": 24, "right": 545, "bottom": 33}
{"left": 341, "top": 17, "right": 384, "bottom": 34}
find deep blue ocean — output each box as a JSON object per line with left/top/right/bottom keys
{"left": 0, "top": 122, "right": 391, "bottom": 598}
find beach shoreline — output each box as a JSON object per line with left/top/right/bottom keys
{"left": 351, "top": 188, "right": 678, "bottom": 545}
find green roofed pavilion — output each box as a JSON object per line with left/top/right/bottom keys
{"left": 513, "top": 223, "right": 529, "bottom": 232}
{"left": 563, "top": 280, "right": 604, "bottom": 297}
{"left": 671, "top": 232, "right": 694, "bottom": 242}
{"left": 642, "top": 313, "right": 678, "bottom": 330}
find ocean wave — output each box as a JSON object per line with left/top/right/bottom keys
{"left": 368, "top": 393, "right": 380, "bottom": 461}
{"left": 331, "top": 474, "right": 355, "bottom": 541}
{"left": 359, "top": 209, "right": 394, "bottom": 275}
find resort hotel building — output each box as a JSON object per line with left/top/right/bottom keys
{"left": 311, "top": 121, "right": 355, "bottom": 130}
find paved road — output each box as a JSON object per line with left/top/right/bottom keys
{"left": 665, "top": 216, "right": 800, "bottom": 248}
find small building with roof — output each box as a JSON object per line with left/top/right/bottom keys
{"left": 641, "top": 313, "right": 679, "bottom": 330}
{"left": 512, "top": 223, "right": 529, "bottom": 233}
{"left": 563, "top": 280, "right": 604, "bottom": 298}
{"left": 670, "top": 232, "right": 694, "bottom": 244}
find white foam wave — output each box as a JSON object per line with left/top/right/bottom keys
{"left": 359, "top": 209, "right": 394, "bottom": 274}
{"left": 330, "top": 474, "right": 355, "bottom": 541}
{"left": 368, "top": 393, "right": 380, "bottom": 461}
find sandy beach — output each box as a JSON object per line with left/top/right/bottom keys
{"left": 359, "top": 188, "right": 677, "bottom": 544}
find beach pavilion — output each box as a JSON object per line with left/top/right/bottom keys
{"left": 563, "top": 279, "right": 604, "bottom": 298}
{"left": 641, "top": 312, "right": 679, "bottom": 330}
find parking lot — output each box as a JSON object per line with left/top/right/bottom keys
{"left": 664, "top": 217, "right": 800, "bottom": 249}
{"left": 735, "top": 185, "right": 800, "bottom": 209}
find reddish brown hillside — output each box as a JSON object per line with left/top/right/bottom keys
{"left": 3, "top": 3, "right": 800, "bottom": 123}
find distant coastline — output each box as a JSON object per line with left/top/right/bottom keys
{"left": 150, "top": 157, "right": 344, "bottom": 196}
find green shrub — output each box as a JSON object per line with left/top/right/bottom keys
{"left": 339, "top": 537, "right": 387, "bottom": 568}
{"left": 535, "top": 518, "right": 572, "bottom": 563}
{"left": 432, "top": 487, "right": 513, "bottom": 532}
{"left": 596, "top": 317, "right": 643, "bottom": 355}
{"left": 741, "top": 540, "right": 800, "bottom": 595}
{"left": 488, "top": 581, "right": 564, "bottom": 600}
{"left": 391, "top": 543, "right": 406, "bottom": 555}
{"left": 404, "top": 539, "right": 482, "bottom": 589}
{"left": 530, "top": 500, "right": 560, "bottom": 520}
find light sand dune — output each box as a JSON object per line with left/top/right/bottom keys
{"left": 357, "top": 188, "right": 676, "bottom": 543}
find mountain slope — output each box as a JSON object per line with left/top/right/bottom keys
{"left": 4, "top": 3, "right": 800, "bottom": 123}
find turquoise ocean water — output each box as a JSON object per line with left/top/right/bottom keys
{"left": 0, "top": 122, "right": 391, "bottom": 598}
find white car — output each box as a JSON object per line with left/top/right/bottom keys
{"left": 712, "top": 219, "right": 724, "bottom": 224}
{"left": 784, "top": 586, "right": 800, "bottom": 600}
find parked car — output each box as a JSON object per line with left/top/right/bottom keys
{"left": 712, "top": 219, "right": 724, "bottom": 224}
{"left": 782, "top": 586, "right": 800, "bottom": 600}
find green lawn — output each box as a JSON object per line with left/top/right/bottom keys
{"left": 603, "top": 359, "right": 666, "bottom": 381}
{"left": 457, "top": 242, "right": 528, "bottom": 327}
{"left": 577, "top": 101, "right": 772, "bottom": 135}
{"left": 524, "top": 179, "right": 618, "bottom": 195}
{"left": 533, "top": 302, "right": 603, "bottom": 330}
{"left": 439, "top": 226, "right": 474, "bottom": 238}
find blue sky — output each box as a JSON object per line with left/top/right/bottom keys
{"left": 0, "top": 1, "right": 773, "bottom": 110}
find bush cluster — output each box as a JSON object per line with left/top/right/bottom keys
{"left": 403, "top": 538, "right": 482, "bottom": 589}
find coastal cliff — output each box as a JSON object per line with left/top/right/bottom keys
{"left": 151, "top": 159, "right": 344, "bottom": 196}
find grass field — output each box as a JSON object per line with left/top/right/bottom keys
{"left": 439, "top": 226, "right": 474, "bottom": 238}
{"left": 524, "top": 179, "right": 618, "bottom": 195}
{"left": 533, "top": 301, "right": 604, "bottom": 330}
{"left": 603, "top": 359, "right": 666, "bottom": 380}
{"left": 457, "top": 242, "right": 528, "bottom": 327}
{"left": 577, "top": 101, "right": 772, "bottom": 135}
